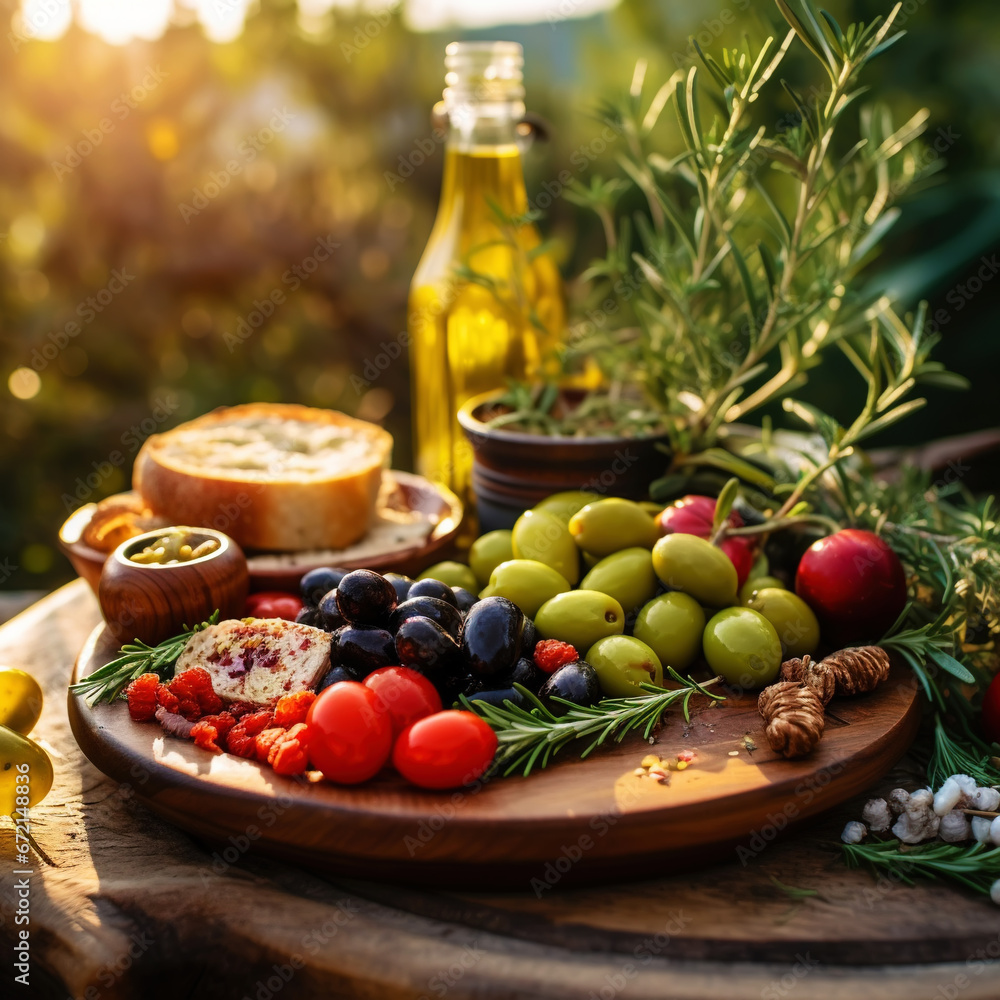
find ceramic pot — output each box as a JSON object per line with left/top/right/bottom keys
{"left": 457, "top": 391, "right": 672, "bottom": 531}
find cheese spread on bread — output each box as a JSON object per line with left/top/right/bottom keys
{"left": 175, "top": 618, "right": 331, "bottom": 706}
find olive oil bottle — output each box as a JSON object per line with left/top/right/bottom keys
{"left": 408, "top": 41, "right": 564, "bottom": 501}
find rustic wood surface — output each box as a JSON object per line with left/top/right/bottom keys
{"left": 3, "top": 580, "right": 1000, "bottom": 1000}
{"left": 69, "top": 621, "right": 920, "bottom": 888}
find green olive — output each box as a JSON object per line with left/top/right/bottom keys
{"left": 480, "top": 559, "right": 572, "bottom": 618}
{"left": 738, "top": 575, "right": 786, "bottom": 605}
{"left": 0, "top": 725, "right": 53, "bottom": 816}
{"left": 746, "top": 587, "right": 820, "bottom": 658}
{"left": 535, "top": 590, "right": 625, "bottom": 651}
{"left": 512, "top": 509, "right": 580, "bottom": 585}
{"left": 633, "top": 592, "right": 706, "bottom": 670}
{"left": 568, "top": 498, "right": 659, "bottom": 557}
{"left": 418, "top": 561, "right": 479, "bottom": 592}
{"left": 580, "top": 547, "right": 657, "bottom": 615}
{"left": 0, "top": 667, "right": 43, "bottom": 736}
{"left": 651, "top": 533, "right": 738, "bottom": 607}
{"left": 533, "top": 491, "right": 599, "bottom": 525}
{"left": 586, "top": 635, "right": 663, "bottom": 697}
{"left": 468, "top": 530, "right": 514, "bottom": 588}
{"left": 703, "top": 607, "right": 782, "bottom": 689}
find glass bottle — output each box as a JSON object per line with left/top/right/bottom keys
{"left": 408, "top": 41, "right": 564, "bottom": 501}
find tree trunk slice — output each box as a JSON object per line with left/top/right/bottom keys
{"left": 5, "top": 581, "right": 1000, "bottom": 1000}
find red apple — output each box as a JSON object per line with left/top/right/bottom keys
{"left": 656, "top": 494, "right": 753, "bottom": 587}
{"left": 795, "top": 529, "right": 907, "bottom": 645}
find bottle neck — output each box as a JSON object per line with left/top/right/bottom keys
{"left": 440, "top": 102, "right": 528, "bottom": 219}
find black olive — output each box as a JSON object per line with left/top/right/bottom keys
{"left": 295, "top": 605, "right": 322, "bottom": 628}
{"left": 502, "top": 656, "right": 545, "bottom": 693}
{"left": 316, "top": 590, "right": 347, "bottom": 632}
{"left": 300, "top": 566, "right": 349, "bottom": 606}
{"left": 317, "top": 664, "right": 355, "bottom": 691}
{"left": 466, "top": 686, "right": 529, "bottom": 710}
{"left": 407, "top": 578, "right": 459, "bottom": 607}
{"left": 383, "top": 573, "right": 415, "bottom": 603}
{"left": 520, "top": 617, "right": 539, "bottom": 655}
{"left": 461, "top": 596, "right": 524, "bottom": 678}
{"left": 336, "top": 570, "right": 398, "bottom": 625}
{"left": 451, "top": 587, "right": 480, "bottom": 614}
{"left": 390, "top": 597, "right": 464, "bottom": 641}
{"left": 394, "top": 616, "right": 463, "bottom": 677}
{"left": 329, "top": 625, "right": 396, "bottom": 679}
{"left": 538, "top": 661, "right": 601, "bottom": 715}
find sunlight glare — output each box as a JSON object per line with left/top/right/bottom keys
{"left": 77, "top": 0, "right": 172, "bottom": 44}
{"left": 19, "top": 0, "right": 71, "bottom": 41}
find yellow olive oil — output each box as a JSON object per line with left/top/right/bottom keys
{"left": 408, "top": 44, "right": 564, "bottom": 502}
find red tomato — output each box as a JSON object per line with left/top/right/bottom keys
{"left": 795, "top": 529, "right": 907, "bottom": 645}
{"left": 392, "top": 711, "right": 498, "bottom": 790}
{"left": 363, "top": 667, "right": 442, "bottom": 739}
{"left": 656, "top": 495, "right": 753, "bottom": 586}
{"left": 245, "top": 591, "right": 304, "bottom": 621}
{"left": 981, "top": 674, "right": 1000, "bottom": 745}
{"left": 305, "top": 682, "right": 392, "bottom": 784}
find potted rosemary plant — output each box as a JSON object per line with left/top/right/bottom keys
{"left": 461, "top": 0, "right": 961, "bottom": 524}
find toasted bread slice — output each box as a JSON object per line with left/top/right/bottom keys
{"left": 133, "top": 403, "right": 392, "bottom": 551}
{"left": 175, "top": 618, "right": 330, "bottom": 707}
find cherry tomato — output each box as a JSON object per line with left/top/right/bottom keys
{"left": 244, "top": 591, "right": 304, "bottom": 621}
{"left": 363, "top": 667, "right": 442, "bottom": 739}
{"left": 982, "top": 673, "right": 1000, "bottom": 745}
{"left": 305, "top": 682, "right": 392, "bottom": 784}
{"left": 656, "top": 494, "right": 753, "bottom": 586}
{"left": 795, "top": 529, "right": 907, "bottom": 645}
{"left": 392, "top": 711, "right": 497, "bottom": 790}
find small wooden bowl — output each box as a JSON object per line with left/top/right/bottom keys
{"left": 99, "top": 527, "right": 248, "bottom": 646}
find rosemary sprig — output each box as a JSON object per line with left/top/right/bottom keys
{"left": 69, "top": 611, "right": 220, "bottom": 706}
{"left": 461, "top": 669, "right": 724, "bottom": 777}
{"left": 843, "top": 839, "right": 1000, "bottom": 898}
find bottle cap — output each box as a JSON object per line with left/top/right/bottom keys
{"left": 443, "top": 41, "right": 525, "bottom": 108}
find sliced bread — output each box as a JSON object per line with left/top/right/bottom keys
{"left": 133, "top": 403, "right": 392, "bottom": 551}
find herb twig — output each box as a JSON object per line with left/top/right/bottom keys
{"left": 69, "top": 612, "right": 220, "bottom": 706}
{"left": 461, "top": 669, "right": 724, "bottom": 777}
{"left": 843, "top": 839, "right": 1000, "bottom": 898}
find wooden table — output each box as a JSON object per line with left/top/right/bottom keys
{"left": 3, "top": 580, "right": 1000, "bottom": 999}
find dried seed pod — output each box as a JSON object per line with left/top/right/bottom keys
{"left": 757, "top": 681, "right": 825, "bottom": 759}
{"left": 780, "top": 654, "right": 835, "bottom": 705}
{"left": 861, "top": 797, "right": 892, "bottom": 833}
{"left": 819, "top": 645, "right": 890, "bottom": 696}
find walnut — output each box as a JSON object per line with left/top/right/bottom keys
{"left": 820, "top": 645, "right": 891, "bottom": 696}
{"left": 757, "top": 681, "right": 825, "bottom": 759}
{"left": 780, "top": 654, "right": 836, "bottom": 705}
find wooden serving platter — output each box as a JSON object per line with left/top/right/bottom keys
{"left": 69, "top": 624, "right": 921, "bottom": 889}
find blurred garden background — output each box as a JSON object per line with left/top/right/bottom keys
{"left": 1, "top": 0, "right": 998, "bottom": 593}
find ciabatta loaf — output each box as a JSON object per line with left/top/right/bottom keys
{"left": 175, "top": 618, "right": 331, "bottom": 707}
{"left": 133, "top": 403, "right": 392, "bottom": 551}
